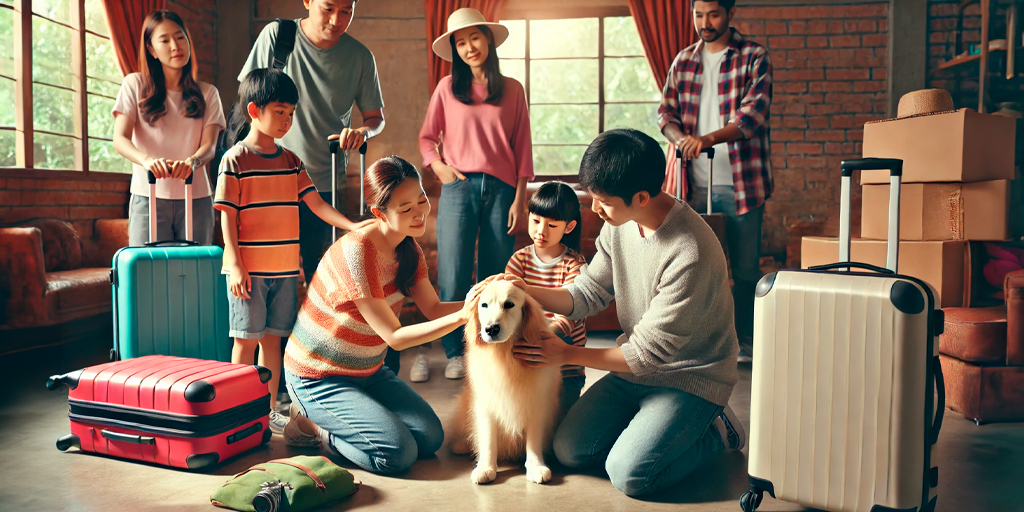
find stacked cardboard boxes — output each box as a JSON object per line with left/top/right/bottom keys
{"left": 801, "top": 103, "right": 1021, "bottom": 423}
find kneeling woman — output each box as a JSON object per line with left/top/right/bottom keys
{"left": 281, "top": 155, "right": 476, "bottom": 474}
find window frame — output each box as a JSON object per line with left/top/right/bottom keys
{"left": 501, "top": 6, "right": 661, "bottom": 181}
{"left": 4, "top": 0, "right": 120, "bottom": 175}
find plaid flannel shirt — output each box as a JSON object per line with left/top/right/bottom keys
{"left": 658, "top": 28, "right": 773, "bottom": 215}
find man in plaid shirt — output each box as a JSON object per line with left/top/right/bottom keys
{"left": 658, "top": 0, "right": 773, "bottom": 362}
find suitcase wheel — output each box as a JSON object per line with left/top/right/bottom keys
{"left": 739, "top": 490, "right": 762, "bottom": 512}
{"left": 262, "top": 427, "right": 272, "bottom": 445}
{"left": 56, "top": 434, "right": 80, "bottom": 452}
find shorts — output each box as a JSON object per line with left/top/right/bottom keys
{"left": 227, "top": 276, "right": 298, "bottom": 339}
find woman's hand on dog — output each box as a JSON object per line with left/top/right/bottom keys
{"left": 512, "top": 331, "right": 565, "bottom": 368}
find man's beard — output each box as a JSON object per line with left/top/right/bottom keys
{"left": 700, "top": 27, "right": 725, "bottom": 43}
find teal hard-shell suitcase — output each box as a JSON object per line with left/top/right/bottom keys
{"left": 110, "top": 172, "right": 231, "bottom": 361}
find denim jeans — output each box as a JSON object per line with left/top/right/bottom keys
{"left": 284, "top": 366, "right": 444, "bottom": 474}
{"left": 553, "top": 374, "right": 725, "bottom": 497}
{"left": 436, "top": 173, "right": 517, "bottom": 359}
{"left": 688, "top": 186, "right": 764, "bottom": 343}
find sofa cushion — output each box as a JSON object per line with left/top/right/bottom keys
{"left": 45, "top": 268, "right": 110, "bottom": 317}
{"left": 18, "top": 219, "right": 83, "bottom": 272}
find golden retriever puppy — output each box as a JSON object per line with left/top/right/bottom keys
{"left": 449, "top": 279, "right": 562, "bottom": 484}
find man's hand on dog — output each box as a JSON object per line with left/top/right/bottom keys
{"left": 512, "top": 331, "right": 565, "bottom": 368}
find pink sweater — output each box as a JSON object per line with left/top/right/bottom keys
{"left": 418, "top": 76, "right": 534, "bottom": 188}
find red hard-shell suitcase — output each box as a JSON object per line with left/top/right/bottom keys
{"left": 47, "top": 355, "right": 272, "bottom": 470}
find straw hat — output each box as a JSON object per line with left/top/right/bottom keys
{"left": 896, "top": 89, "right": 956, "bottom": 119}
{"left": 431, "top": 8, "right": 509, "bottom": 63}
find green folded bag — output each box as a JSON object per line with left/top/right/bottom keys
{"left": 211, "top": 455, "right": 358, "bottom": 512}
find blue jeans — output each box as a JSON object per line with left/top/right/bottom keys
{"left": 284, "top": 367, "right": 444, "bottom": 474}
{"left": 688, "top": 186, "right": 764, "bottom": 343}
{"left": 553, "top": 374, "right": 725, "bottom": 497}
{"left": 436, "top": 173, "right": 517, "bottom": 359}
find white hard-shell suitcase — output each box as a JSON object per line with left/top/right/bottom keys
{"left": 742, "top": 158, "right": 946, "bottom": 512}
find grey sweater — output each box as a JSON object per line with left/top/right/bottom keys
{"left": 566, "top": 200, "right": 738, "bottom": 406}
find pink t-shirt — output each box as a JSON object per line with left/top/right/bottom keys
{"left": 112, "top": 73, "right": 226, "bottom": 199}
{"left": 418, "top": 76, "right": 534, "bottom": 188}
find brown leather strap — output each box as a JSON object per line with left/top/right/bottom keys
{"left": 268, "top": 459, "right": 326, "bottom": 490}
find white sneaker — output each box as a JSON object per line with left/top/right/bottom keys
{"left": 714, "top": 404, "right": 746, "bottom": 451}
{"left": 283, "top": 403, "right": 321, "bottom": 448}
{"left": 444, "top": 356, "right": 465, "bottom": 379}
{"left": 410, "top": 353, "right": 430, "bottom": 383}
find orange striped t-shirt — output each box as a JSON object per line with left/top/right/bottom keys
{"left": 284, "top": 231, "right": 429, "bottom": 378}
{"left": 213, "top": 143, "right": 316, "bottom": 278}
{"left": 505, "top": 246, "right": 588, "bottom": 378}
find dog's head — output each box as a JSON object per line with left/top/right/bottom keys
{"left": 468, "top": 279, "right": 547, "bottom": 345}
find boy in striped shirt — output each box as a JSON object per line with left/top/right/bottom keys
{"left": 214, "top": 69, "right": 370, "bottom": 437}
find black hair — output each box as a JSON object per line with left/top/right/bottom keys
{"left": 694, "top": 0, "right": 736, "bottom": 10}
{"left": 450, "top": 25, "right": 505, "bottom": 105}
{"left": 364, "top": 155, "right": 423, "bottom": 297}
{"left": 231, "top": 68, "right": 300, "bottom": 142}
{"left": 578, "top": 129, "right": 665, "bottom": 207}
{"left": 529, "top": 181, "right": 582, "bottom": 253}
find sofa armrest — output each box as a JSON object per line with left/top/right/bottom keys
{"left": 85, "top": 219, "right": 129, "bottom": 267}
{"left": 1005, "top": 269, "right": 1024, "bottom": 365}
{"left": 0, "top": 227, "right": 48, "bottom": 327}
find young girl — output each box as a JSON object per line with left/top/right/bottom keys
{"left": 281, "top": 155, "right": 482, "bottom": 474}
{"left": 113, "top": 10, "right": 225, "bottom": 246}
{"left": 417, "top": 8, "right": 533, "bottom": 382}
{"left": 504, "top": 181, "right": 587, "bottom": 416}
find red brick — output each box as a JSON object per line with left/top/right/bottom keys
{"left": 809, "top": 81, "right": 853, "bottom": 93}
{"left": 830, "top": 35, "right": 861, "bottom": 48}
{"left": 873, "top": 68, "right": 887, "bottom": 80}
{"left": 827, "top": 69, "right": 871, "bottom": 81}
{"left": 824, "top": 142, "right": 857, "bottom": 155}
{"left": 845, "top": 20, "right": 878, "bottom": 34}
{"left": 789, "top": 20, "right": 827, "bottom": 35}
{"left": 862, "top": 34, "right": 887, "bottom": 47}
{"left": 844, "top": 4, "right": 887, "bottom": 17}
{"left": 779, "top": 116, "right": 808, "bottom": 129}
{"left": 778, "top": 103, "right": 807, "bottom": 115}
{"left": 769, "top": 36, "right": 806, "bottom": 49}
{"left": 807, "top": 36, "right": 828, "bottom": 48}
{"left": 830, "top": 115, "right": 857, "bottom": 129}
{"left": 807, "top": 104, "right": 842, "bottom": 115}
{"left": 808, "top": 116, "right": 830, "bottom": 129}
{"left": 788, "top": 156, "right": 827, "bottom": 169}
{"left": 788, "top": 143, "right": 823, "bottom": 155}
{"left": 774, "top": 130, "right": 806, "bottom": 142}
{"left": 854, "top": 81, "right": 885, "bottom": 93}
{"left": 778, "top": 82, "right": 808, "bottom": 94}
{"left": 776, "top": 68, "right": 824, "bottom": 81}
{"left": 765, "top": 21, "right": 788, "bottom": 35}
{"left": 0, "top": 190, "right": 21, "bottom": 206}
{"left": 806, "top": 130, "right": 847, "bottom": 142}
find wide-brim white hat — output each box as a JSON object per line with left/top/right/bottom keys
{"left": 431, "top": 8, "right": 509, "bottom": 63}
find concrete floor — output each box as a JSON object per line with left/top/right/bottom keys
{"left": 1, "top": 331, "right": 1021, "bottom": 512}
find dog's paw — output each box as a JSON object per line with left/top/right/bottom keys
{"left": 525, "top": 464, "right": 552, "bottom": 484}
{"left": 451, "top": 438, "right": 472, "bottom": 456}
{"left": 471, "top": 465, "right": 497, "bottom": 484}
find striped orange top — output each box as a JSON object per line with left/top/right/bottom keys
{"left": 284, "top": 231, "right": 429, "bottom": 378}
{"left": 213, "top": 143, "right": 316, "bottom": 278}
{"left": 505, "top": 246, "right": 588, "bottom": 378}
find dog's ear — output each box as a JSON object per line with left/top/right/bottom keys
{"left": 520, "top": 294, "right": 549, "bottom": 346}
{"left": 465, "top": 281, "right": 485, "bottom": 347}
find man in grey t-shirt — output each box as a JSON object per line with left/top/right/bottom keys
{"left": 239, "top": 0, "right": 385, "bottom": 284}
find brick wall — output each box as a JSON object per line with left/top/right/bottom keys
{"left": 169, "top": 0, "right": 219, "bottom": 83}
{"left": 0, "top": 174, "right": 129, "bottom": 239}
{"left": 732, "top": 2, "right": 890, "bottom": 257}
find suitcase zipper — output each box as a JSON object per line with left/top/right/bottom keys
{"left": 68, "top": 394, "right": 269, "bottom": 438}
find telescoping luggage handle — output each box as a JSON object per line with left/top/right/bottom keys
{"left": 674, "top": 147, "right": 716, "bottom": 215}
{"left": 838, "top": 157, "right": 903, "bottom": 272}
{"left": 146, "top": 170, "right": 198, "bottom": 247}
{"left": 328, "top": 139, "right": 368, "bottom": 243}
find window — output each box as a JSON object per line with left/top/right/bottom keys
{"left": 498, "top": 15, "right": 665, "bottom": 177}
{"left": 1, "top": 0, "right": 127, "bottom": 172}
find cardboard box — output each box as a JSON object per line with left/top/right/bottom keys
{"left": 861, "top": 109, "right": 1016, "bottom": 184}
{"left": 800, "top": 237, "right": 967, "bottom": 308}
{"left": 861, "top": 181, "right": 1010, "bottom": 241}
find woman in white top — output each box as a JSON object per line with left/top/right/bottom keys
{"left": 112, "top": 10, "right": 225, "bottom": 246}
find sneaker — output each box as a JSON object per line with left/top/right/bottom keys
{"left": 410, "top": 353, "right": 430, "bottom": 383}
{"left": 269, "top": 410, "right": 289, "bottom": 435}
{"left": 714, "top": 404, "right": 746, "bottom": 451}
{"left": 282, "top": 403, "right": 321, "bottom": 448}
{"left": 444, "top": 356, "right": 465, "bottom": 379}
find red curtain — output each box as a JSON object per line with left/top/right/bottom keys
{"left": 628, "top": 0, "right": 695, "bottom": 196}
{"left": 102, "top": 0, "right": 166, "bottom": 77}
{"left": 425, "top": 0, "right": 505, "bottom": 94}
